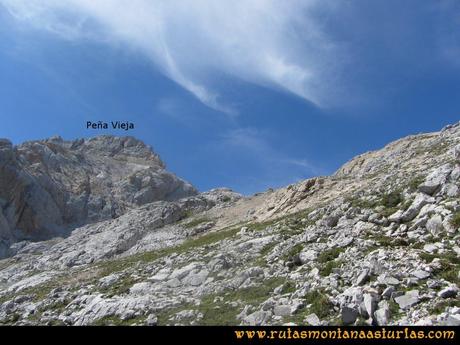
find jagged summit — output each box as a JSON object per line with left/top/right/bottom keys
{"left": 18, "top": 135, "right": 166, "bottom": 168}
{"left": 0, "top": 135, "right": 197, "bottom": 255}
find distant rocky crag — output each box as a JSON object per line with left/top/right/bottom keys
{"left": 0, "top": 136, "right": 196, "bottom": 257}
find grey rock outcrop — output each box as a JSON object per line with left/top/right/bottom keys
{"left": 0, "top": 136, "right": 197, "bottom": 257}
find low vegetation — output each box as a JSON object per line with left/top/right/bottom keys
{"left": 183, "top": 217, "right": 212, "bottom": 229}
{"left": 450, "top": 211, "right": 460, "bottom": 228}
{"left": 319, "top": 259, "right": 342, "bottom": 277}
{"left": 317, "top": 247, "right": 344, "bottom": 263}
{"left": 304, "top": 289, "right": 333, "bottom": 319}
{"left": 157, "top": 277, "right": 289, "bottom": 325}
{"left": 408, "top": 175, "right": 425, "bottom": 192}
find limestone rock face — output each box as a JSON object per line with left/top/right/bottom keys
{"left": 0, "top": 136, "right": 197, "bottom": 254}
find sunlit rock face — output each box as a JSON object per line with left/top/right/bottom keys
{"left": 0, "top": 135, "right": 197, "bottom": 254}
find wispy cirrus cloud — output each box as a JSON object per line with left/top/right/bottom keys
{"left": 0, "top": 0, "right": 341, "bottom": 114}
{"left": 220, "top": 127, "right": 322, "bottom": 175}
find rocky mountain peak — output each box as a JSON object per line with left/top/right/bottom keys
{"left": 0, "top": 135, "right": 197, "bottom": 256}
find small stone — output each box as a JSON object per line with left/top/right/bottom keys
{"left": 273, "top": 285, "right": 284, "bottom": 295}
{"left": 120, "top": 310, "right": 136, "bottom": 321}
{"left": 273, "top": 305, "right": 291, "bottom": 317}
{"left": 145, "top": 314, "right": 158, "bottom": 326}
{"left": 402, "top": 194, "right": 434, "bottom": 222}
{"left": 243, "top": 311, "right": 272, "bottom": 326}
{"left": 377, "top": 274, "right": 400, "bottom": 286}
{"left": 426, "top": 214, "right": 444, "bottom": 236}
{"left": 98, "top": 274, "right": 120, "bottom": 288}
{"left": 381, "top": 286, "right": 395, "bottom": 299}
{"left": 423, "top": 244, "right": 437, "bottom": 253}
{"left": 129, "top": 282, "right": 152, "bottom": 295}
{"left": 341, "top": 306, "right": 359, "bottom": 325}
{"left": 363, "top": 293, "right": 377, "bottom": 320}
{"left": 239, "top": 227, "right": 249, "bottom": 235}
{"left": 438, "top": 286, "right": 459, "bottom": 299}
{"left": 166, "top": 278, "right": 181, "bottom": 288}
{"left": 305, "top": 313, "right": 321, "bottom": 326}
{"left": 388, "top": 210, "right": 404, "bottom": 223}
{"left": 426, "top": 279, "right": 442, "bottom": 289}
{"left": 299, "top": 249, "right": 317, "bottom": 264}
{"left": 454, "top": 144, "right": 460, "bottom": 163}
{"left": 374, "top": 301, "right": 390, "bottom": 326}
{"left": 419, "top": 165, "right": 452, "bottom": 196}
{"left": 394, "top": 290, "right": 419, "bottom": 310}
{"left": 443, "top": 315, "right": 460, "bottom": 326}
{"left": 182, "top": 269, "right": 209, "bottom": 286}
{"left": 412, "top": 270, "right": 430, "bottom": 280}
{"left": 356, "top": 269, "right": 370, "bottom": 286}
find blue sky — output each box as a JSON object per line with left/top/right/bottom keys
{"left": 0, "top": 1, "right": 459, "bottom": 195}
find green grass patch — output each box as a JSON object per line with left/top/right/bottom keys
{"left": 317, "top": 247, "right": 344, "bottom": 264}
{"left": 304, "top": 290, "right": 334, "bottom": 319}
{"left": 92, "top": 315, "right": 146, "bottom": 326}
{"left": 347, "top": 190, "right": 405, "bottom": 216}
{"left": 100, "top": 274, "right": 139, "bottom": 297}
{"left": 319, "top": 259, "right": 343, "bottom": 277}
{"left": 259, "top": 242, "right": 277, "bottom": 257}
{"left": 156, "top": 303, "right": 195, "bottom": 325}
{"left": 97, "top": 225, "right": 241, "bottom": 276}
{"left": 37, "top": 298, "right": 71, "bottom": 315}
{"left": 346, "top": 197, "right": 379, "bottom": 210}
{"left": 183, "top": 217, "right": 212, "bottom": 229}
{"left": 196, "top": 295, "right": 240, "bottom": 325}
{"left": 408, "top": 175, "right": 425, "bottom": 192}
{"left": 248, "top": 219, "right": 279, "bottom": 232}
{"left": 438, "top": 265, "right": 459, "bottom": 287}
{"left": 0, "top": 313, "right": 21, "bottom": 325}
{"left": 429, "top": 299, "right": 460, "bottom": 315}
{"left": 157, "top": 277, "right": 290, "bottom": 325}
{"left": 419, "top": 252, "right": 460, "bottom": 286}
{"left": 380, "top": 207, "right": 399, "bottom": 218}
{"left": 450, "top": 211, "right": 460, "bottom": 228}
{"left": 255, "top": 242, "right": 279, "bottom": 266}
{"left": 366, "top": 233, "right": 409, "bottom": 247}
{"left": 381, "top": 191, "right": 403, "bottom": 208}
{"left": 388, "top": 299, "right": 402, "bottom": 320}
{"left": 283, "top": 308, "right": 312, "bottom": 325}
{"left": 283, "top": 243, "right": 304, "bottom": 261}
{"left": 248, "top": 206, "right": 320, "bottom": 233}
{"left": 279, "top": 280, "right": 297, "bottom": 294}
{"left": 419, "top": 252, "right": 436, "bottom": 263}
{"left": 224, "top": 277, "right": 287, "bottom": 305}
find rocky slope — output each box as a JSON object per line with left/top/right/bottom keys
{"left": 0, "top": 123, "right": 459, "bottom": 326}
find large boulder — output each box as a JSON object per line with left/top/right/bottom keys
{"left": 419, "top": 165, "right": 452, "bottom": 195}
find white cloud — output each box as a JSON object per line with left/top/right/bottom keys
{"left": 215, "top": 127, "right": 324, "bottom": 193}
{"left": 0, "top": 0, "right": 340, "bottom": 113}
{"left": 220, "top": 127, "right": 321, "bottom": 175}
